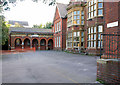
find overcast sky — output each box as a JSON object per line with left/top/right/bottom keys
{"left": 4, "top": 0, "right": 70, "bottom": 27}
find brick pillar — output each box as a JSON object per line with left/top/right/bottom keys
{"left": 38, "top": 40, "right": 40, "bottom": 50}
{"left": 30, "top": 39, "right": 32, "bottom": 49}
{"left": 46, "top": 40, "right": 48, "bottom": 50}
{"left": 11, "top": 37, "right": 15, "bottom": 50}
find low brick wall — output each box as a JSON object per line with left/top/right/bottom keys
{"left": 97, "top": 59, "right": 120, "bottom": 84}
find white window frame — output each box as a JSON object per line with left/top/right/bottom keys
{"left": 59, "top": 36, "right": 61, "bottom": 47}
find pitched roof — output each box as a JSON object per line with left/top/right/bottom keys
{"left": 9, "top": 20, "right": 29, "bottom": 26}
{"left": 56, "top": 3, "right": 68, "bottom": 18}
{"left": 9, "top": 27, "right": 53, "bottom": 34}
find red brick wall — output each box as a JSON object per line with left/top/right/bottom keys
{"left": 53, "top": 7, "right": 67, "bottom": 51}
{"left": 97, "top": 59, "right": 120, "bottom": 83}
{"left": 102, "top": 2, "right": 120, "bottom": 59}
{"left": 104, "top": 2, "right": 119, "bottom": 34}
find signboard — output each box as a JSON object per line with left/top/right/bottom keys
{"left": 31, "top": 35, "right": 39, "bottom": 37}
{"left": 107, "top": 21, "right": 118, "bottom": 28}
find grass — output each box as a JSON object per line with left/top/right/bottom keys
{"left": 96, "top": 78, "right": 105, "bottom": 84}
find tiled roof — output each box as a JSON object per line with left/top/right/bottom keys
{"left": 9, "top": 27, "right": 53, "bottom": 34}
{"left": 9, "top": 20, "right": 29, "bottom": 26}
{"left": 56, "top": 3, "right": 68, "bottom": 18}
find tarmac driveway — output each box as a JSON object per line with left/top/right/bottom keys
{"left": 2, "top": 51, "right": 99, "bottom": 83}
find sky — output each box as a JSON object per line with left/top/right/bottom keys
{"left": 4, "top": 0, "right": 70, "bottom": 27}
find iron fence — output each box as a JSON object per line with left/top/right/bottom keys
{"left": 100, "top": 33, "right": 120, "bottom": 59}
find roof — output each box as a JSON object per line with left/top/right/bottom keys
{"left": 56, "top": 3, "right": 68, "bottom": 18}
{"left": 9, "top": 27, "right": 53, "bottom": 34}
{"left": 9, "top": 20, "right": 29, "bottom": 26}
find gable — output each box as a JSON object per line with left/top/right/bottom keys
{"left": 54, "top": 7, "right": 61, "bottom": 21}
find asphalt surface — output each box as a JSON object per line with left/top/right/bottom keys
{"left": 2, "top": 51, "right": 100, "bottom": 83}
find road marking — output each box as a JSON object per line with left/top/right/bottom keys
{"left": 48, "top": 67, "right": 81, "bottom": 85}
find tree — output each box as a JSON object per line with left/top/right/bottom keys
{"left": 32, "top": 24, "right": 43, "bottom": 28}
{"left": 44, "top": 22, "right": 52, "bottom": 29}
{"left": 0, "top": 0, "right": 56, "bottom": 11}
{"left": 32, "top": 22, "right": 52, "bottom": 29}
{"left": 2, "top": 20, "right": 10, "bottom": 46}
{"left": 14, "top": 22, "right": 23, "bottom": 27}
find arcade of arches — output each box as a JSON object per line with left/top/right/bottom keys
{"left": 9, "top": 27, "right": 54, "bottom": 50}
{"left": 13, "top": 37, "right": 53, "bottom": 50}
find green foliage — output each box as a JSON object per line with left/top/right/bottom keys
{"left": 1, "top": 20, "right": 10, "bottom": 45}
{"left": 96, "top": 78, "right": 105, "bottom": 84}
{"left": 0, "top": 0, "right": 56, "bottom": 11}
{"left": 14, "top": 22, "right": 23, "bottom": 27}
{"left": 32, "top": 24, "right": 43, "bottom": 29}
{"left": 44, "top": 22, "right": 52, "bottom": 29}
{"left": 32, "top": 22, "right": 52, "bottom": 29}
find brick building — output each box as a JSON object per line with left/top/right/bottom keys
{"left": 9, "top": 27, "right": 54, "bottom": 50}
{"left": 9, "top": 0, "right": 120, "bottom": 56}
{"left": 65, "top": 0, "right": 105, "bottom": 55}
{"left": 52, "top": 3, "right": 67, "bottom": 51}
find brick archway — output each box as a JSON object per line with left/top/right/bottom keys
{"left": 15, "top": 38, "right": 22, "bottom": 49}
{"left": 40, "top": 39, "right": 46, "bottom": 50}
{"left": 24, "top": 38, "right": 30, "bottom": 49}
{"left": 32, "top": 39, "right": 38, "bottom": 50}
{"left": 48, "top": 39, "right": 53, "bottom": 50}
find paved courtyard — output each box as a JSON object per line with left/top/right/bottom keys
{"left": 2, "top": 51, "right": 99, "bottom": 83}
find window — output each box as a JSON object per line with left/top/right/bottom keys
{"left": 74, "top": 32, "right": 76, "bottom": 36}
{"left": 77, "top": 32, "right": 80, "bottom": 36}
{"left": 94, "top": 0, "right": 96, "bottom": 3}
{"left": 59, "top": 22, "right": 61, "bottom": 31}
{"left": 98, "top": 3, "right": 103, "bottom": 8}
{"left": 77, "top": 11, "right": 80, "bottom": 14}
{"left": 77, "top": 20, "right": 80, "bottom": 24}
{"left": 98, "top": 25, "right": 103, "bottom": 32}
{"left": 74, "top": 16, "right": 76, "bottom": 19}
{"left": 94, "top": 4, "right": 96, "bottom": 10}
{"left": 87, "top": 25, "right": 103, "bottom": 48}
{"left": 88, "top": 0, "right": 103, "bottom": 18}
{"left": 94, "top": 10, "right": 96, "bottom": 16}
{"left": 67, "top": 12, "right": 72, "bottom": 27}
{"left": 67, "top": 32, "right": 72, "bottom": 48}
{"left": 57, "top": 37, "right": 58, "bottom": 47}
{"left": 87, "top": 26, "right": 97, "bottom": 48}
{"left": 55, "top": 38, "right": 56, "bottom": 47}
{"left": 81, "top": 11, "right": 84, "bottom": 15}
{"left": 98, "top": 0, "right": 103, "bottom": 2}
{"left": 81, "top": 32, "right": 84, "bottom": 47}
{"left": 81, "top": 21, "right": 84, "bottom": 25}
{"left": 98, "top": 9, "right": 103, "bottom": 15}
{"left": 73, "top": 10, "right": 80, "bottom": 25}
{"left": 77, "top": 16, "right": 80, "bottom": 19}
{"left": 74, "top": 11, "right": 77, "bottom": 15}
{"left": 81, "top": 16, "right": 84, "bottom": 19}
{"left": 59, "top": 36, "right": 61, "bottom": 47}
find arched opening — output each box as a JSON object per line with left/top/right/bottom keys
{"left": 32, "top": 39, "right": 38, "bottom": 50}
{"left": 48, "top": 39, "right": 53, "bottom": 50}
{"left": 24, "top": 38, "right": 30, "bottom": 49}
{"left": 15, "top": 38, "right": 22, "bottom": 49}
{"left": 40, "top": 39, "right": 46, "bottom": 50}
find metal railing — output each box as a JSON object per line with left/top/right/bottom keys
{"left": 100, "top": 33, "right": 120, "bottom": 59}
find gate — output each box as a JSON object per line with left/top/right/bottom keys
{"left": 100, "top": 33, "right": 120, "bottom": 59}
